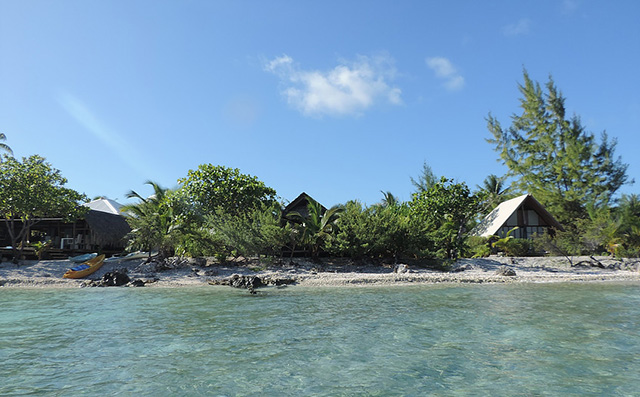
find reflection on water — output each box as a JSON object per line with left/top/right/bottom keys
{"left": 1, "top": 283, "right": 639, "bottom": 395}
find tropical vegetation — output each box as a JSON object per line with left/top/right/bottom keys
{"left": 0, "top": 133, "right": 12, "bottom": 159}
{"left": 0, "top": 155, "right": 88, "bottom": 262}
{"left": 2, "top": 70, "right": 638, "bottom": 264}
{"left": 104, "top": 72, "right": 640, "bottom": 261}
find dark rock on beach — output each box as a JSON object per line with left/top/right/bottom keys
{"left": 79, "top": 270, "right": 136, "bottom": 287}
{"left": 126, "top": 279, "right": 146, "bottom": 287}
{"left": 101, "top": 271, "right": 131, "bottom": 286}
{"left": 495, "top": 266, "right": 517, "bottom": 277}
{"left": 208, "top": 274, "right": 297, "bottom": 293}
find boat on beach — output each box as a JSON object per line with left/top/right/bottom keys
{"left": 121, "top": 251, "right": 158, "bottom": 261}
{"left": 69, "top": 252, "right": 98, "bottom": 263}
{"left": 63, "top": 254, "right": 105, "bottom": 279}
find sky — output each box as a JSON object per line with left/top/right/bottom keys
{"left": 1, "top": 0, "right": 639, "bottom": 207}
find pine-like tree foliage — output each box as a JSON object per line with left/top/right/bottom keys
{"left": 487, "top": 71, "right": 630, "bottom": 224}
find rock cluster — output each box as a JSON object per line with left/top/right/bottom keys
{"left": 80, "top": 270, "right": 150, "bottom": 288}
{"left": 495, "top": 266, "right": 517, "bottom": 277}
{"left": 208, "top": 274, "right": 296, "bottom": 294}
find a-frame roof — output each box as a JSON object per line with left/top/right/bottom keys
{"left": 283, "top": 192, "right": 326, "bottom": 214}
{"left": 472, "top": 194, "right": 563, "bottom": 237}
{"left": 83, "top": 198, "right": 124, "bottom": 216}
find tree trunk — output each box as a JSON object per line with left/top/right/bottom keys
{"left": 3, "top": 218, "right": 36, "bottom": 263}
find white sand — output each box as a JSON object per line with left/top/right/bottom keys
{"left": 1, "top": 255, "right": 639, "bottom": 289}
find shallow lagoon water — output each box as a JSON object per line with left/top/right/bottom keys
{"left": 1, "top": 283, "right": 639, "bottom": 395}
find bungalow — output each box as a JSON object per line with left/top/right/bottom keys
{"left": 281, "top": 192, "right": 326, "bottom": 257}
{"left": 473, "top": 194, "right": 563, "bottom": 239}
{"left": 0, "top": 198, "right": 130, "bottom": 259}
{"left": 283, "top": 192, "right": 326, "bottom": 219}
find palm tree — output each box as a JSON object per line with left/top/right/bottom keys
{"left": 121, "top": 181, "right": 180, "bottom": 258}
{"left": 0, "top": 133, "right": 13, "bottom": 160}
{"left": 477, "top": 174, "right": 509, "bottom": 214}
{"left": 479, "top": 174, "right": 508, "bottom": 196}
{"left": 380, "top": 191, "right": 399, "bottom": 207}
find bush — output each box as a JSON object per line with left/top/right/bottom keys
{"left": 504, "top": 238, "right": 532, "bottom": 256}
{"left": 466, "top": 236, "right": 490, "bottom": 258}
{"left": 206, "top": 203, "right": 290, "bottom": 259}
{"left": 327, "top": 201, "right": 413, "bottom": 260}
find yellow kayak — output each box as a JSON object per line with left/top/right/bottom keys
{"left": 63, "top": 254, "right": 106, "bottom": 279}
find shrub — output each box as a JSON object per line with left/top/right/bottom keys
{"left": 504, "top": 238, "right": 532, "bottom": 256}
{"left": 466, "top": 236, "right": 491, "bottom": 258}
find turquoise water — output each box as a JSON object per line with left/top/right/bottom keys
{"left": 1, "top": 283, "right": 639, "bottom": 396}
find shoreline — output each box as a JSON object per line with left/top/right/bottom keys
{"left": 1, "top": 255, "right": 639, "bottom": 289}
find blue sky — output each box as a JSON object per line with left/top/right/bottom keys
{"left": 1, "top": 1, "right": 638, "bottom": 207}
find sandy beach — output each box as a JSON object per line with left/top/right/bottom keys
{"left": 1, "top": 255, "right": 639, "bottom": 289}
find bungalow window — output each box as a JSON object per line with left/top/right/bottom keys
{"left": 505, "top": 213, "right": 518, "bottom": 227}
{"left": 526, "top": 210, "right": 539, "bottom": 225}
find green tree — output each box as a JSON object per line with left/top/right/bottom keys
{"left": 410, "top": 177, "right": 479, "bottom": 259}
{"left": 615, "top": 194, "right": 640, "bottom": 256}
{"left": 207, "top": 202, "right": 291, "bottom": 260}
{"left": 476, "top": 174, "right": 510, "bottom": 215}
{"left": 122, "top": 181, "right": 181, "bottom": 258}
{"left": 410, "top": 161, "right": 438, "bottom": 193}
{"left": 0, "top": 133, "right": 12, "bottom": 159}
{"left": 0, "top": 155, "right": 88, "bottom": 261}
{"left": 177, "top": 164, "right": 277, "bottom": 218}
{"left": 329, "top": 199, "right": 413, "bottom": 261}
{"left": 380, "top": 190, "right": 400, "bottom": 207}
{"left": 486, "top": 70, "right": 630, "bottom": 224}
{"left": 286, "top": 197, "right": 344, "bottom": 257}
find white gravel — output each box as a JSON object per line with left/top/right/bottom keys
{"left": 1, "top": 255, "right": 639, "bottom": 288}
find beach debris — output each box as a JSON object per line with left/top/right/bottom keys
{"left": 393, "top": 264, "right": 410, "bottom": 273}
{"left": 495, "top": 266, "right": 517, "bottom": 277}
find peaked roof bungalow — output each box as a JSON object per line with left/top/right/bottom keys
{"left": 283, "top": 192, "right": 326, "bottom": 220}
{"left": 472, "top": 194, "right": 563, "bottom": 239}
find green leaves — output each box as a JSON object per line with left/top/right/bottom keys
{"left": 286, "top": 197, "right": 344, "bottom": 257}
{"left": 177, "top": 164, "right": 277, "bottom": 217}
{"left": 0, "top": 134, "right": 12, "bottom": 159}
{"left": 0, "top": 155, "right": 87, "bottom": 221}
{"left": 0, "top": 155, "right": 88, "bottom": 260}
{"left": 410, "top": 178, "right": 479, "bottom": 259}
{"left": 122, "top": 181, "right": 182, "bottom": 256}
{"left": 487, "top": 70, "right": 630, "bottom": 224}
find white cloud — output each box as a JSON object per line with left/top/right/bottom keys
{"left": 425, "top": 57, "right": 465, "bottom": 91}
{"left": 264, "top": 54, "right": 402, "bottom": 117}
{"left": 503, "top": 18, "right": 531, "bottom": 36}
{"left": 57, "top": 92, "right": 150, "bottom": 177}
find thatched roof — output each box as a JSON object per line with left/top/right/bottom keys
{"left": 84, "top": 210, "right": 131, "bottom": 245}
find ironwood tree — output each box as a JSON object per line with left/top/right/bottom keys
{"left": 486, "top": 70, "right": 630, "bottom": 224}
{"left": 0, "top": 155, "right": 88, "bottom": 261}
